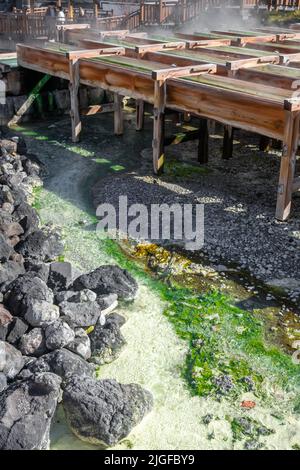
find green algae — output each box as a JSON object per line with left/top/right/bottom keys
{"left": 102, "top": 240, "right": 300, "bottom": 405}
{"left": 164, "top": 159, "right": 210, "bottom": 178}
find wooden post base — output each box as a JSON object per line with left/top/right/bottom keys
{"left": 114, "top": 93, "right": 124, "bottom": 136}
{"left": 136, "top": 99, "right": 144, "bottom": 131}
{"left": 198, "top": 118, "right": 209, "bottom": 164}
{"left": 222, "top": 125, "right": 234, "bottom": 160}
{"left": 275, "top": 111, "right": 300, "bottom": 221}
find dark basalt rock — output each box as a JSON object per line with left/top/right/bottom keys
{"left": 25, "top": 262, "right": 50, "bottom": 283}
{"left": 24, "top": 299, "right": 59, "bottom": 327}
{"left": 47, "top": 262, "right": 74, "bottom": 293}
{"left": 0, "top": 372, "right": 7, "bottom": 392}
{"left": 45, "top": 319, "right": 75, "bottom": 351}
{"left": 6, "top": 317, "right": 28, "bottom": 345}
{"left": 0, "top": 305, "right": 13, "bottom": 341}
{"left": 13, "top": 201, "right": 39, "bottom": 237}
{"left": 19, "top": 328, "right": 47, "bottom": 357}
{"left": 0, "top": 372, "right": 61, "bottom": 450}
{"left": 89, "top": 313, "right": 126, "bottom": 365}
{"left": 0, "top": 340, "right": 25, "bottom": 379}
{"left": 71, "top": 265, "right": 138, "bottom": 301}
{"left": 62, "top": 375, "right": 153, "bottom": 447}
{"left": 4, "top": 273, "right": 54, "bottom": 316}
{"left": 59, "top": 300, "right": 104, "bottom": 328}
{"left": 25, "top": 348, "right": 95, "bottom": 380}
{"left": 0, "top": 232, "right": 13, "bottom": 262}
{"left": 16, "top": 228, "right": 64, "bottom": 263}
{"left": 0, "top": 260, "right": 25, "bottom": 288}
{"left": 66, "top": 328, "right": 91, "bottom": 360}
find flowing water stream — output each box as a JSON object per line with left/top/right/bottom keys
{"left": 11, "top": 114, "right": 300, "bottom": 450}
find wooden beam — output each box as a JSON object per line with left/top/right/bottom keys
{"left": 198, "top": 118, "right": 209, "bottom": 164}
{"left": 69, "top": 58, "right": 81, "bottom": 143}
{"left": 114, "top": 94, "right": 123, "bottom": 136}
{"left": 152, "top": 63, "right": 217, "bottom": 81}
{"left": 135, "top": 42, "right": 186, "bottom": 55}
{"left": 276, "top": 111, "right": 300, "bottom": 221}
{"left": 187, "top": 39, "right": 232, "bottom": 48}
{"left": 226, "top": 55, "right": 280, "bottom": 71}
{"left": 153, "top": 80, "right": 166, "bottom": 175}
{"left": 8, "top": 74, "right": 51, "bottom": 127}
{"left": 66, "top": 47, "right": 125, "bottom": 60}
{"left": 136, "top": 99, "right": 145, "bottom": 131}
{"left": 80, "top": 103, "right": 115, "bottom": 116}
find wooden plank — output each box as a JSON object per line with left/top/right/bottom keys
{"left": 276, "top": 111, "right": 300, "bottom": 220}
{"left": 66, "top": 47, "right": 125, "bottom": 60}
{"left": 114, "top": 93, "right": 123, "bottom": 136}
{"left": 135, "top": 42, "right": 186, "bottom": 55}
{"left": 80, "top": 103, "right": 115, "bottom": 116}
{"left": 8, "top": 74, "right": 51, "bottom": 127}
{"left": 227, "top": 55, "right": 280, "bottom": 70}
{"left": 153, "top": 80, "right": 165, "bottom": 174}
{"left": 152, "top": 63, "right": 217, "bottom": 81}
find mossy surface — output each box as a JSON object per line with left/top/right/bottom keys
{"left": 103, "top": 240, "right": 300, "bottom": 406}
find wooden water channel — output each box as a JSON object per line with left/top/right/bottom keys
{"left": 15, "top": 26, "right": 300, "bottom": 221}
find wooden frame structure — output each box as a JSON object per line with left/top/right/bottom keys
{"left": 16, "top": 26, "right": 300, "bottom": 221}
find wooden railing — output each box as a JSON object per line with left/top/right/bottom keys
{"left": 0, "top": 12, "right": 48, "bottom": 40}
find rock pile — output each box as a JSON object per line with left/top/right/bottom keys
{"left": 0, "top": 135, "right": 153, "bottom": 449}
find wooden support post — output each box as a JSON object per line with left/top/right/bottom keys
{"left": 276, "top": 111, "right": 300, "bottom": 221}
{"left": 114, "top": 93, "right": 124, "bottom": 136}
{"left": 153, "top": 80, "right": 165, "bottom": 175}
{"left": 222, "top": 125, "right": 234, "bottom": 160}
{"left": 68, "top": 59, "right": 81, "bottom": 143}
{"left": 136, "top": 99, "right": 144, "bottom": 131}
{"left": 198, "top": 118, "right": 209, "bottom": 164}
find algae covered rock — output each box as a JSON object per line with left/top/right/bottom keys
{"left": 62, "top": 374, "right": 153, "bottom": 447}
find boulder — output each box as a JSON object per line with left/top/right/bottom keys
{"left": 0, "top": 260, "right": 25, "bottom": 287}
{"left": 97, "top": 293, "right": 118, "bottom": 315}
{"left": 0, "top": 372, "right": 61, "bottom": 450}
{"left": 6, "top": 317, "right": 28, "bottom": 345}
{"left": 4, "top": 273, "right": 54, "bottom": 316}
{"left": 24, "top": 299, "right": 60, "bottom": 327}
{"left": 66, "top": 328, "right": 91, "bottom": 360}
{"left": 0, "top": 372, "right": 7, "bottom": 392}
{"left": 89, "top": 313, "right": 126, "bottom": 365}
{"left": 0, "top": 304, "right": 13, "bottom": 341}
{"left": 68, "top": 289, "right": 97, "bottom": 303}
{"left": 25, "top": 262, "right": 50, "bottom": 283}
{"left": 19, "top": 328, "right": 47, "bottom": 357}
{"left": 13, "top": 201, "right": 39, "bottom": 237}
{"left": 0, "top": 232, "right": 12, "bottom": 262}
{"left": 62, "top": 375, "right": 153, "bottom": 447}
{"left": 0, "top": 340, "right": 25, "bottom": 379}
{"left": 71, "top": 265, "right": 138, "bottom": 301}
{"left": 16, "top": 228, "right": 64, "bottom": 263}
{"left": 45, "top": 319, "right": 75, "bottom": 351}
{"left": 47, "top": 262, "right": 74, "bottom": 292}
{"left": 25, "top": 348, "right": 94, "bottom": 379}
{"left": 59, "top": 300, "right": 104, "bottom": 328}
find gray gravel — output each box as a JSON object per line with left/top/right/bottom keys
{"left": 92, "top": 128, "right": 300, "bottom": 302}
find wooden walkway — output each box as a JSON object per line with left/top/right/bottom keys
{"left": 16, "top": 26, "right": 300, "bottom": 221}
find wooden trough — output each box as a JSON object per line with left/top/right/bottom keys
{"left": 16, "top": 27, "right": 300, "bottom": 221}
